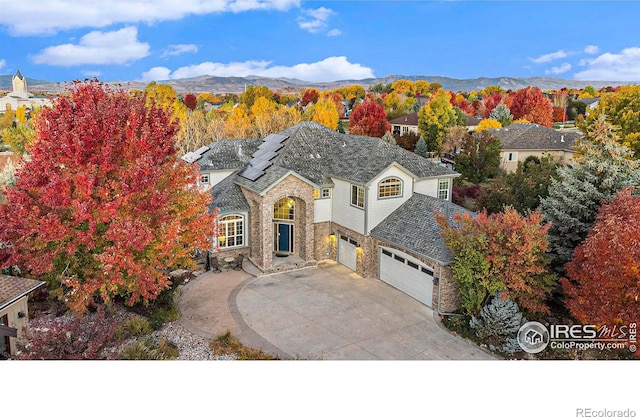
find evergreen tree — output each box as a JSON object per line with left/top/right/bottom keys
{"left": 381, "top": 131, "right": 396, "bottom": 145}
{"left": 414, "top": 136, "right": 429, "bottom": 157}
{"left": 489, "top": 103, "right": 513, "bottom": 126}
{"left": 541, "top": 115, "right": 640, "bottom": 268}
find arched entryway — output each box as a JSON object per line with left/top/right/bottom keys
{"left": 273, "top": 197, "right": 295, "bottom": 253}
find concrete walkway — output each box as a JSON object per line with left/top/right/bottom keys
{"left": 178, "top": 261, "right": 496, "bottom": 360}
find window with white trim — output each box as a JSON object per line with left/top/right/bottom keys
{"left": 507, "top": 152, "right": 518, "bottom": 162}
{"left": 438, "top": 179, "right": 449, "bottom": 200}
{"left": 351, "top": 184, "right": 365, "bottom": 208}
{"left": 218, "top": 215, "right": 244, "bottom": 248}
{"left": 199, "top": 174, "right": 210, "bottom": 185}
{"left": 378, "top": 177, "right": 403, "bottom": 199}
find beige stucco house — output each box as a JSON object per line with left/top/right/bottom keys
{"left": 0, "top": 275, "right": 45, "bottom": 358}
{"left": 487, "top": 123, "right": 583, "bottom": 173}
{"left": 185, "top": 122, "right": 469, "bottom": 312}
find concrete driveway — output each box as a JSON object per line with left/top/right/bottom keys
{"left": 233, "top": 261, "right": 496, "bottom": 360}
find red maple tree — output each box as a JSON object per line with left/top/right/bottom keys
{"left": 348, "top": 99, "right": 390, "bottom": 137}
{"left": 562, "top": 187, "right": 640, "bottom": 330}
{"left": 0, "top": 81, "right": 215, "bottom": 313}
{"left": 505, "top": 87, "right": 553, "bottom": 127}
{"left": 183, "top": 93, "right": 197, "bottom": 111}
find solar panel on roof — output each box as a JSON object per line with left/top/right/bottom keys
{"left": 250, "top": 159, "right": 272, "bottom": 171}
{"left": 257, "top": 141, "right": 284, "bottom": 152}
{"left": 252, "top": 148, "right": 278, "bottom": 161}
{"left": 263, "top": 133, "right": 288, "bottom": 144}
{"left": 195, "top": 146, "right": 210, "bottom": 156}
{"left": 239, "top": 166, "right": 265, "bottom": 181}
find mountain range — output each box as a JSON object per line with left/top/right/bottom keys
{"left": 0, "top": 73, "right": 631, "bottom": 94}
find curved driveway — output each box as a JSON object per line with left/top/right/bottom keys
{"left": 232, "top": 262, "right": 496, "bottom": 360}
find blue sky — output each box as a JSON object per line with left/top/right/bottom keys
{"left": 1, "top": 0, "right": 640, "bottom": 83}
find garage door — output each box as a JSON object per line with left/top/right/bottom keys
{"left": 338, "top": 235, "right": 357, "bottom": 271}
{"left": 379, "top": 247, "right": 434, "bottom": 307}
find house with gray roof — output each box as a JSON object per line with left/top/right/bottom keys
{"left": 486, "top": 123, "right": 583, "bottom": 173}
{"left": 187, "top": 121, "right": 465, "bottom": 312}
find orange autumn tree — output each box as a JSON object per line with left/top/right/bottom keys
{"left": 562, "top": 187, "right": 640, "bottom": 328}
{"left": 0, "top": 81, "right": 215, "bottom": 313}
{"left": 437, "top": 208, "right": 556, "bottom": 316}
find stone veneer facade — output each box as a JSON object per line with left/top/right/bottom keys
{"left": 240, "top": 174, "right": 316, "bottom": 273}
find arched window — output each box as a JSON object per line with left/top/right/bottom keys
{"left": 273, "top": 197, "right": 295, "bottom": 220}
{"left": 378, "top": 177, "right": 403, "bottom": 198}
{"left": 218, "top": 215, "right": 244, "bottom": 248}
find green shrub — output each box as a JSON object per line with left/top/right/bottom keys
{"left": 470, "top": 293, "right": 524, "bottom": 355}
{"left": 147, "top": 306, "right": 180, "bottom": 331}
{"left": 119, "top": 336, "right": 179, "bottom": 360}
{"left": 116, "top": 316, "right": 152, "bottom": 339}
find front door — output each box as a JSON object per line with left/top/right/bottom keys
{"left": 275, "top": 223, "right": 293, "bottom": 253}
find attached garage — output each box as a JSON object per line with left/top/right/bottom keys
{"left": 338, "top": 235, "right": 358, "bottom": 271}
{"left": 379, "top": 247, "right": 434, "bottom": 307}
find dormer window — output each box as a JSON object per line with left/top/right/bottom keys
{"left": 378, "top": 177, "right": 403, "bottom": 199}
{"left": 199, "top": 174, "right": 210, "bottom": 185}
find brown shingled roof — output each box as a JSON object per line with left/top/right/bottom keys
{"left": 0, "top": 275, "right": 45, "bottom": 310}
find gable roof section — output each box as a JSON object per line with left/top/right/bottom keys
{"left": 389, "top": 112, "right": 419, "bottom": 126}
{"left": 370, "top": 193, "right": 473, "bottom": 264}
{"left": 197, "top": 138, "right": 261, "bottom": 171}
{"left": 198, "top": 122, "right": 457, "bottom": 210}
{"left": 487, "top": 123, "right": 582, "bottom": 152}
{"left": 210, "top": 170, "right": 250, "bottom": 213}
{"left": 0, "top": 275, "right": 45, "bottom": 311}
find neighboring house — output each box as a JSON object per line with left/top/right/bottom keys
{"left": 0, "top": 70, "right": 52, "bottom": 114}
{"left": 0, "top": 275, "right": 45, "bottom": 359}
{"left": 486, "top": 123, "right": 583, "bottom": 173}
{"left": 462, "top": 114, "right": 482, "bottom": 132}
{"left": 578, "top": 97, "right": 600, "bottom": 115}
{"left": 389, "top": 112, "right": 419, "bottom": 137}
{"left": 186, "top": 121, "right": 466, "bottom": 312}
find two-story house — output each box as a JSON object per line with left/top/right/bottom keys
{"left": 186, "top": 122, "right": 468, "bottom": 312}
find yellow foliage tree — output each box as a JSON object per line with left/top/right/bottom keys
{"left": 391, "top": 79, "right": 414, "bottom": 95}
{"left": 513, "top": 118, "right": 530, "bottom": 124}
{"left": 475, "top": 118, "right": 502, "bottom": 132}
{"left": 414, "top": 80, "right": 431, "bottom": 96}
{"left": 225, "top": 104, "right": 253, "bottom": 139}
{"left": 311, "top": 96, "right": 339, "bottom": 130}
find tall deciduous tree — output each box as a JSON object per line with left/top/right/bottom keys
{"left": 588, "top": 85, "right": 640, "bottom": 156}
{"left": 541, "top": 116, "right": 640, "bottom": 268}
{"left": 454, "top": 132, "right": 502, "bottom": 184}
{"left": 310, "top": 96, "right": 339, "bottom": 130}
{"left": 418, "top": 89, "right": 458, "bottom": 153}
{"left": 183, "top": 93, "right": 197, "bottom": 111}
{"left": 437, "top": 208, "right": 556, "bottom": 316}
{"left": 505, "top": 87, "right": 553, "bottom": 127}
{"left": 0, "top": 82, "right": 215, "bottom": 313}
{"left": 562, "top": 187, "right": 640, "bottom": 332}
{"left": 348, "top": 99, "right": 390, "bottom": 137}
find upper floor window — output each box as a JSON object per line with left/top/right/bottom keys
{"left": 218, "top": 215, "right": 244, "bottom": 248}
{"left": 199, "top": 174, "right": 210, "bottom": 185}
{"left": 351, "top": 184, "right": 365, "bottom": 209}
{"left": 274, "top": 197, "right": 295, "bottom": 220}
{"left": 378, "top": 177, "right": 403, "bottom": 199}
{"left": 438, "top": 179, "right": 449, "bottom": 200}
{"left": 314, "top": 188, "right": 331, "bottom": 199}
{"left": 506, "top": 152, "right": 518, "bottom": 162}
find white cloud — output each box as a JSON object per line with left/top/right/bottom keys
{"left": 141, "top": 56, "right": 375, "bottom": 82}
{"left": 584, "top": 45, "right": 599, "bottom": 54}
{"left": 327, "top": 29, "right": 342, "bottom": 37}
{"left": 298, "top": 7, "right": 334, "bottom": 34}
{"left": 141, "top": 66, "right": 172, "bottom": 81}
{"left": 0, "top": 59, "right": 5, "bottom": 70}
{"left": 545, "top": 62, "right": 571, "bottom": 75}
{"left": 574, "top": 47, "right": 640, "bottom": 81}
{"left": 0, "top": 0, "right": 300, "bottom": 35}
{"left": 161, "top": 44, "right": 198, "bottom": 58}
{"left": 32, "top": 27, "right": 150, "bottom": 66}
{"left": 81, "top": 70, "right": 102, "bottom": 78}
{"left": 530, "top": 50, "right": 567, "bottom": 64}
